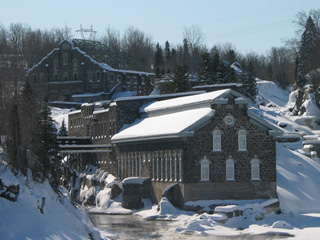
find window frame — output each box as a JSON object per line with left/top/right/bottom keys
{"left": 251, "top": 159, "right": 260, "bottom": 180}
{"left": 212, "top": 130, "right": 222, "bottom": 152}
{"left": 238, "top": 129, "right": 247, "bottom": 151}
{"left": 200, "top": 157, "right": 210, "bottom": 181}
{"left": 226, "top": 159, "right": 235, "bottom": 181}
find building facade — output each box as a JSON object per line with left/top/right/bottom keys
{"left": 67, "top": 89, "right": 282, "bottom": 203}
{"left": 27, "top": 40, "right": 153, "bottom": 101}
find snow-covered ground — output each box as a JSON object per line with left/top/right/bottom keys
{"left": 0, "top": 148, "right": 114, "bottom": 239}
{"left": 1, "top": 80, "right": 320, "bottom": 239}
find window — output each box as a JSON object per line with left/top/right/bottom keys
{"left": 238, "top": 130, "right": 247, "bottom": 151}
{"left": 213, "top": 130, "right": 221, "bottom": 151}
{"left": 224, "top": 115, "right": 234, "bottom": 125}
{"left": 63, "top": 53, "right": 68, "bottom": 65}
{"left": 54, "top": 60, "right": 58, "bottom": 71}
{"left": 201, "top": 157, "right": 209, "bottom": 181}
{"left": 54, "top": 74, "right": 58, "bottom": 81}
{"left": 226, "top": 159, "right": 234, "bottom": 180}
{"left": 73, "top": 59, "right": 78, "bottom": 70}
{"left": 73, "top": 73, "right": 78, "bottom": 81}
{"left": 251, "top": 159, "right": 260, "bottom": 180}
{"left": 96, "top": 71, "right": 100, "bottom": 82}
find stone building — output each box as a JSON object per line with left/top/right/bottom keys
{"left": 67, "top": 89, "right": 282, "bottom": 204}
{"left": 27, "top": 40, "right": 153, "bottom": 101}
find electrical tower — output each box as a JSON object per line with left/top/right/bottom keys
{"left": 75, "top": 25, "right": 97, "bottom": 41}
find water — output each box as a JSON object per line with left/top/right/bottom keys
{"left": 90, "top": 214, "right": 293, "bottom": 240}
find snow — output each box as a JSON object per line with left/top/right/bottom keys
{"left": 141, "top": 89, "right": 230, "bottom": 113}
{"left": 122, "top": 177, "right": 149, "bottom": 185}
{"left": 0, "top": 154, "right": 105, "bottom": 239}
{"left": 50, "top": 107, "right": 71, "bottom": 130}
{"left": 111, "top": 108, "right": 214, "bottom": 142}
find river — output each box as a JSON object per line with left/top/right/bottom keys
{"left": 90, "top": 214, "right": 292, "bottom": 240}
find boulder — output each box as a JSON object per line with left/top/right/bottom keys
{"left": 110, "top": 183, "right": 122, "bottom": 200}
{"left": 122, "top": 177, "right": 151, "bottom": 209}
{"left": 162, "top": 183, "right": 184, "bottom": 209}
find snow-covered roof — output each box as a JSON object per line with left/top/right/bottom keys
{"left": 193, "top": 83, "right": 242, "bottom": 90}
{"left": 140, "top": 89, "right": 246, "bottom": 117}
{"left": 28, "top": 39, "right": 154, "bottom": 76}
{"left": 72, "top": 92, "right": 109, "bottom": 98}
{"left": 111, "top": 108, "right": 215, "bottom": 143}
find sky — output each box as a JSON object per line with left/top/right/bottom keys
{"left": 1, "top": 0, "right": 320, "bottom": 54}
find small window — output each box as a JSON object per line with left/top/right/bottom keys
{"left": 96, "top": 71, "right": 100, "bottom": 81}
{"left": 226, "top": 159, "right": 234, "bottom": 180}
{"left": 54, "top": 74, "right": 58, "bottom": 81}
{"left": 213, "top": 130, "right": 221, "bottom": 151}
{"left": 251, "top": 159, "right": 260, "bottom": 180}
{"left": 201, "top": 158, "right": 209, "bottom": 181}
{"left": 63, "top": 53, "right": 68, "bottom": 65}
{"left": 33, "top": 74, "right": 37, "bottom": 83}
{"left": 54, "top": 60, "right": 58, "bottom": 71}
{"left": 73, "top": 59, "right": 78, "bottom": 70}
{"left": 238, "top": 130, "right": 247, "bottom": 151}
{"left": 73, "top": 73, "right": 78, "bottom": 81}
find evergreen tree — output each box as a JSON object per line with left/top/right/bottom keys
{"left": 172, "top": 64, "right": 189, "bottom": 93}
{"left": 198, "top": 52, "right": 212, "bottom": 85}
{"left": 299, "top": 16, "right": 319, "bottom": 73}
{"left": 211, "top": 47, "right": 221, "bottom": 84}
{"left": 239, "top": 62, "right": 257, "bottom": 100}
{"left": 6, "top": 104, "right": 22, "bottom": 175}
{"left": 154, "top": 43, "right": 164, "bottom": 78}
{"left": 182, "top": 38, "right": 190, "bottom": 66}
{"left": 31, "top": 99, "right": 61, "bottom": 189}
{"left": 19, "top": 79, "right": 38, "bottom": 175}
{"left": 164, "top": 41, "right": 171, "bottom": 72}
{"left": 58, "top": 119, "right": 68, "bottom": 136}
{"left": 296, "top": 60, "right": 307, "bottom": 89}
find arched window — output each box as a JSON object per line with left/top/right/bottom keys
{"left": 213, "top": 130, "right": 221, "bottom": 151}
{"left": 54, "top": 60, "right": 58, "bottom": 71}
{"left": 63, "top": 72, "right": 68, "bottom": 81}
{"left": 63, "top": 53, "right": 68, "bottom": 65}
{"left": 251, "top": 159, "right": 260, "bottom": 180}
{"left": 238, "top": 130, "right": 247, "bottom": 151}
{"left": 201, "top": 157, "right": 209, "bottom": 181}
{"left": 96, "top": 71, "right": 100, "bottom": 82}
{"left": 33, "top": 74, "right": 37, "bottom": 83}
{"left": 73, "top": 59, "right": 78, "bottom": 70}
{"left": 226, "top": 159, "right": 234, "bottom": 180}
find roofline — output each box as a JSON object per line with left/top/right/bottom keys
{"left": 111, "top": 132, "right": 193, "bottom": 144}
{"left": 247, "top": 110, "right": 283, "bottom": 134}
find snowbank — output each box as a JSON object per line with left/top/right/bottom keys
{"left": 0, "top": 162, "right": 101, "bottom": 239}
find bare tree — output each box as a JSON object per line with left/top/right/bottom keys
{"left": 121, "top": 26, "right": 154, "bottom": 69}
{"left": 101, "top": 26, "right": 121, "bottom": 53}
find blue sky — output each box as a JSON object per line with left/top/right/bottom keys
{"left": 1, "top": 0, "right": 320, "bottom": 54}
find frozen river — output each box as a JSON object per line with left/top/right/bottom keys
{"left": 90, "top": 214, "right": 292, "bottom": 240}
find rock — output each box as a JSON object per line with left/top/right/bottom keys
{"left": 0, "top": 178, "right": 19, "bottom": 202}
{"left": 271, "top": 221, "right": 293, "bottom": 229}
{"left": 110, "top": 183, "right": 122, "bottom": 200}
{"left": 122, "top": 177, "right": 151, "bottom": 209}
{"left": 88, "top": 230, "right": 101, "bottom": 240}
{"left": 162, "top": 183, "right": 184, "bottom": 209}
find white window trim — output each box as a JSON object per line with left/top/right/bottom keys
{"left": 251, "top": 159, "right": 260, "bottom": 180}
{"left": 200, "top": 156, "right": 210, "bottom": 181}
{"left": 226, "top": 159, "right": 235, "bottom": 181}
{"left": 238, "top": 130, "right": 247, "bottom": 151}
{"left": 212, "top": 130, "right": 222, "bottom": 152}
